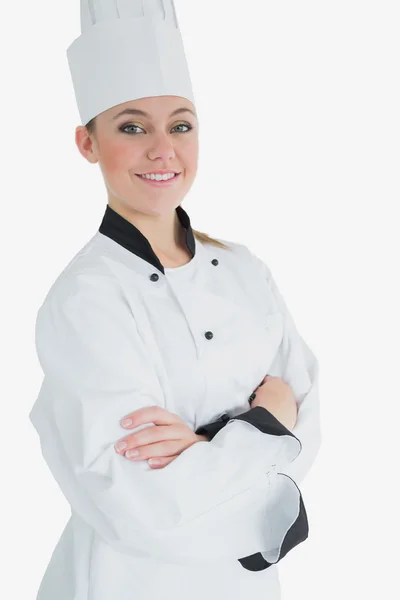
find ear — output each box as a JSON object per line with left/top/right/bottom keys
{"left": 75, "top": 125, "right": 98, "bottom": 164}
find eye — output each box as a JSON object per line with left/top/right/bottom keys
{"left": 120, "top": 122, "right": 193, "bottom": 135}
{"left": 173, "top": 123, "right": 192, "bottom": 133}
{"left": 120, "top": 124, "right": 144, "bottom": 134}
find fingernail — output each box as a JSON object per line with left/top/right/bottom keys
{"left": 148, "top": 458, "right": 160, "bottom": 465}
{"left": 121, "top": 418, "right": 132, "bottom": 427}
{"left": 115, "top": 441, "right": 127, "bottom": 452}
{"left": 126, "top": 449, "right": 139, "bottom": 458}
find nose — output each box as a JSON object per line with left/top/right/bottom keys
{"left": 148, "top": 134, "right": 176, "bottom": 162}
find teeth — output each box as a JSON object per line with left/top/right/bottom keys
{"left": 140, "top": 173, "right": 176, "bottom": 181}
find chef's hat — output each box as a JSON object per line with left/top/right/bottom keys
{"left": 67, "top": 0, "right": 195, "bottom": 126}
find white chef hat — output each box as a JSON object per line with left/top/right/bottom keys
{"left": 67, "top": 0, "right": 195, "bottom": 126}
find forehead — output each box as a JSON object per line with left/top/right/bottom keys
{"left": 107, "top": 97, "right": 197, "bottom": 121}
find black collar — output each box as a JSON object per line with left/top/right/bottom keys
{"left": 98, "top": 204, "right": 196, "bottom": 274}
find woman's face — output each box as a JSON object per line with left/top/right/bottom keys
{"left": 76, "top": 95, "right": 199, "bottom": 217}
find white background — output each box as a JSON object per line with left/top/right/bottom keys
{"left": 2, "top": 0, "right": 399, "bottom": 598}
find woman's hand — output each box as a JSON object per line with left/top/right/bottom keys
{"left": 114, "top": 405, "right": 208, "bottom": 469}
{"left": 249, "top": 375, "right": 298, "bottom": 431}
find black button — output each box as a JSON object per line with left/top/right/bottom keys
{"left": 150, "top": 273, "right": 159, "bottom": 281}
{"left": 220, "top": 413, "right": 229, "bottom": 422}
{"left": 204, "top": 331, "right": 214, "bottom": 340}
{"left": 211, "top": 259, "right": 219, "bottom": 266}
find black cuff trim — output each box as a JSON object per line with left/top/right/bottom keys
{"left": 233, "top": 406, "right": 301, "bottom": 448}
{"left": 195, "top": 413, "right": 230, "bottom": 441}
{"left": 238, "top": 474, "right": 309, "bottom": 571}
{"left": 195, "top": 406, "right": 301, "bottom": 447}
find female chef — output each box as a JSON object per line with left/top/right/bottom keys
{"left": 29, "top": 2, "right": 322, "bottom": 599}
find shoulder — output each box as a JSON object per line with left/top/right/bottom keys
{"left": 38, "top": 234, "right": 120, "bottom": 317}
{"left": 200, "top": 235, "right": 253, "bottom": 261}
{"left": 203, "top": 236, "right": 272, "bottom": 279}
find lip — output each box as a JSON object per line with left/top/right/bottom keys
{"left": 138, "top": 170, "right": 181, "bottom": 175}
{"left": 135, "top": 173, "right": 181, "bottom": 187}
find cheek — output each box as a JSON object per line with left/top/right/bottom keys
{"left": 182, "top": 141, "right": 199, "bottom": 173}
{"left": 101, "top": 143, "right": 138, "bottom": 175}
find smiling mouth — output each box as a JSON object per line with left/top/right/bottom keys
{"left": 136, "top": 173, "right": 179, "bottom": 178}
{"left": 134, "top": 173, "right": 182, "bottom": 185}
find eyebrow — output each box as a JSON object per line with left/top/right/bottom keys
{"left": 112, "top": 107, "right": 197, "bottom": 120}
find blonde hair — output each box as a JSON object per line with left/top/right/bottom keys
{"left": 85, "top": 116, "right": 230, "bottom": 250}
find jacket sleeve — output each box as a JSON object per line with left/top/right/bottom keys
{"left": 29, "top": 272, "right": 308, "bottom": 566}
{"left": 198, "top": 251, "right": 322, "bottom": 488}
{"left": 254, "top": 252, "right": 322, "bottom": 488}
{"left": 196, "top": 249, "right": 322, "bottom": 570}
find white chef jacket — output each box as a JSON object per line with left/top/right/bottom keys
{"left": 29, "top": 204, "right": 322, "bottom": 600}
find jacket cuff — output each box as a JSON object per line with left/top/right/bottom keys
{"left": 196, "top": 405, "right": 301, "bottom": 447}
{"left": 195, "top": 412, "right": 230, "bottom": 440}
{"left": 238, "top": 473, "right": 309, "bottom": 571}
{"left": 234, "top": 407, "right": 306, "bottom": 571}
{"left": 233, "top": 405, "right": 301, "bottom": 445}
{"left": 196, "top": 406, "right": 307, "bottom": 571}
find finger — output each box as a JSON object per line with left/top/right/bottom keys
{"left": 148, "top": 456, "right": 176, "bottom": 468}
{"left": 114, "top": 423, "right": 191, "bottom": 453}
{"left": 114, "top": 424, "right": 182, "bottom": 454}
{"left": 124, "top": 439, "right": 184, "bottom": 461}
{"left": 126, "top": 423, "right": 187, "bottom": 450}
{"left": 124, "top": 440, "right": 187, "bottom": 460}
{"left": 120, "top": 405, "right": 182, "bottom": 429}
